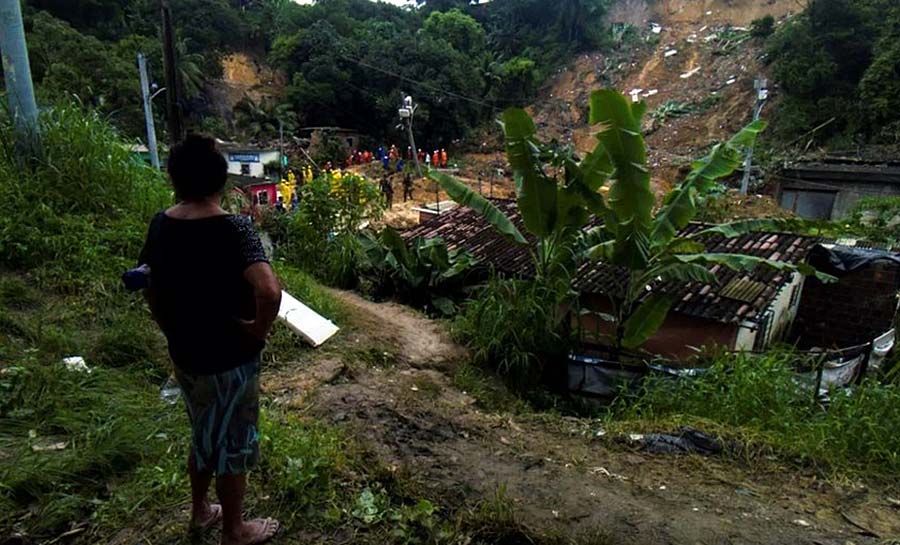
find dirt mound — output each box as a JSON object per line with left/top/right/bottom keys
{"left": 331, "top": 289, "right": 467, "bottom": 368}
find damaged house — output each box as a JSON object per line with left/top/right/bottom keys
{"left": 777, "top": 158, "right": 900, "bottom": 220}
{"left": 404, "top": 200, "right": 900, "bottom": 360}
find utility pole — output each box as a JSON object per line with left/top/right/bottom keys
{"left": 740, "top": 78, "right": 768, "bottom": 195}
{"left": 279, "top": 118, "right": 284, "bottom": 181}
{"left": 137, "top": 53, "right": 161, "bottom": 169}
{"left": 159, "top": 0, "right": 183, "bottom": 145}
{"left": 0, "top": 0, "right": 39, "bottom": 145}
{"left": 399, "top": 93, "right": 422, "bottom": 177}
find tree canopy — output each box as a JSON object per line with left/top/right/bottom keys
{"left": 14, "top": 0, "right": 614, "bottom": 146}
{"left": 767, "top": 0, "right": 900, "bottom": 146}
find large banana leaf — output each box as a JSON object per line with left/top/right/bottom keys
{"left": 649, "top": 120, "right": 767, "bottom": 248}
{"left": 428, "top": 170, "right": 527, "bottom": 245}
{"left": 645, "top": 262, "right": 718, "bottom": 285}
{"left": 574, "top": 145, "right": 615, "bottom": 192}
{"left": 672, "top": 253, "right": 837, "bottom": 283}
{"left": 502, "top": 109, "right": 558, "bottom": 237}
{"left": 589, "top": 89, "right": 654, "bottom": 269}
{"left": 380, "top": 226, "right": 411, "bottom": 268}
{"left": 691, "top": 218, "right": 810, "bottom": 239}
{"left": 621, "top": 292, "right": 674, "bottom": 349}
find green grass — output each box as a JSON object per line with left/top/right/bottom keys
{"left": 0, "top": 350, "right": 189, "bottom": 535}
{"left": 606, "top": 351, "right": 900, "bottom": 478}
{"left": 453, "top": 276, "right": 568, "bottom": 384}
{"left": 0, "top": 275, "right": 42, "bottom": 310}
{"left": 453, "top": 364, "right": 531, "bottom": 415}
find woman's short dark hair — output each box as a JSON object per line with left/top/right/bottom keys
{"left": 167, "top": 134, "right": 228, "bottom": 201}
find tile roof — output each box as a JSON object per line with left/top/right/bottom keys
{"left": 403, "top": 199, "right": 821, "bottom": 325}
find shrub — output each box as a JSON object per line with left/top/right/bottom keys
{"left": 266, "top": 173, "right": 383, "bottom": 287}
{"left": 847, "top": 196, "right": 900, "bottom": 245}
{"left": 454, "top": 276, "right": 570, "bottom": 384}
{"left": 359, "top": 229, "right": 480, "bottom": 317}
{"left": 750, "top": 15, "right": 776, "bottom": 38}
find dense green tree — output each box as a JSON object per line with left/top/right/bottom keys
{"left": 233, "top": 97, "right": 297, "bottom": 141}
{"left": 422, "top": 9, "right": 486, "bottom": 54}
{"left": 26, "top": 11, "right": 145, "bottom": 136}
{"left": 27, "top": 0, "right": 130, "bottom": 39}
{"left": 19, "top": 0, "right": 619, "bottom": 144}
{"left": 767, "top": 0, "right": 900, "bottom": 145}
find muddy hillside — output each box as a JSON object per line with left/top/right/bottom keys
{"left": 530, "top": 0, "right": 800, "bottom": 194}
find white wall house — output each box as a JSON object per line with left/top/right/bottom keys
{"left": 220, "top": 145, "right": 281, "bottom": 180}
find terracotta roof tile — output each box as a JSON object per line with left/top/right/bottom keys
{"left": 403, "top": 199, "right": 821, "bottom": 325}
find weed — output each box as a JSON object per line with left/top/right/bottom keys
{"left": 454, "top": 276, "right": 569, "bottom": 385}
{"left": 256, "top": 408, "right": 353, "bottom": 518}
{"left": 607, "top": 351, "right": 900, "bottom": 477}
{"left": 453, "top": 364, "right": 531, "bottom": 415}
{"left": 0, "top": 275, "right": 41, "bottom": 310}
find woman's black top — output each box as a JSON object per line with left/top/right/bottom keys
{"left": 139, "top": 212, "right": 269, "bottom": 375}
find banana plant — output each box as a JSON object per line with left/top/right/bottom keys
{"left": 359, "top": 228, "right": 478, "bottom": 317}
{"left": 430, "top": 88, "right": 834, "bottom": 354}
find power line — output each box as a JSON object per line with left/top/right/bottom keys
{"left": 337, "top": 53, "right": 580, "bottom": 136}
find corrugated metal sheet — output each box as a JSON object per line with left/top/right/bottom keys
{"left": 719, "top": 278, "right": 767, "bottom": 304}
{"left": 402, "top": 199, "right": 820, "bottom": 325}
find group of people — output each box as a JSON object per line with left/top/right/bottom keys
{"left": 345, "top": 145, "right": 451, "bottom": 172}
{"left": 422, "top": 148, "right": 449, "bottom": 168}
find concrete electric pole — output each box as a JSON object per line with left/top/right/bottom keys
{"left": 399, "top": 93, "right": 422, "bottom": 177}
{"left": 740, "top": 78, "right": 768, "bottom": 195}
{"left": 0, "top": 0, "right": 39, "bottom": 148}
{"left": 137, "top": 53, "right": 162, "bottom": 169}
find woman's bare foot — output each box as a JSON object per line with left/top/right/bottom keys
{"left": 189, "top": 503, "right": 223, "bottom": 532}
{"left": 221, "top": 518, "right": 280, "bottom": 545}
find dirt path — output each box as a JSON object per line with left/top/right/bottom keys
{"left": 265, "top": 292, "right": 900, "bottom": 544}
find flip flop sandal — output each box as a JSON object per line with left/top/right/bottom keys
{"left": 240, "top": 518, "right": 280, "bottom": 545}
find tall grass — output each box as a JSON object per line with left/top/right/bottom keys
{"left": 453, "top": 276, "right": 569, "bottom": 385}
{"left": 0, "top": 102, "right": 171, "bottom": 291}
{"left": 608, "top": 351, "right": 900, "bottom": 477}
{"left": 0, "top": 350, "right": 189, "bottom": 534}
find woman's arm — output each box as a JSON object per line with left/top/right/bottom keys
{"left": 143, "top": 285, "right": 169, "bottom": 332}
{"left": 241, "top": 262, "right": 282, "bottom": 340}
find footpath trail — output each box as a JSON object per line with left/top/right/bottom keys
{"left": 264, "top": 291, "right": 900, "bottom": 545}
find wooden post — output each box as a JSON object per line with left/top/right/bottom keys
{"left": 159, "top": 0, "right": 183, "bottom": 145}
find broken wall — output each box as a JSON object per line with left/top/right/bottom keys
{"left": 792, "top": 262, "right": 900, "bottom": 349}
{"left": 578, "top": 295, "right": 738, "bottom": 360}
